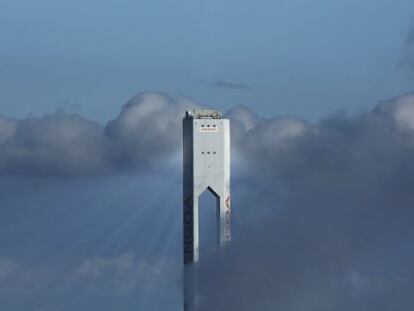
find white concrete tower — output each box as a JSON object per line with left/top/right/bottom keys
{"left": 183, "top": 109, "right": 231, "bottom": 265}
{"left": 183, "top": 109, "right": 231, "bottom": 310}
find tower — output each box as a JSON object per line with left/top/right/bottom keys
{"left": 182, "top": 109, "right": 231, "bottom": 310}
{"left": 183, "top": 109, "right": 231, "bottom": 264}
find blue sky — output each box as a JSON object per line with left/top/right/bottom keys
{"left": 1, "top": 1, "right": 414, "bottom": 310}
{"left": 1, "top": 0, "right": 413, "bottom": 121}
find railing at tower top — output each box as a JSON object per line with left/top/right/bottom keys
{"left": 185, "top": 109, "right": 222, "bottom": 119}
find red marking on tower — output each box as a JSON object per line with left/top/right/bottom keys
{"left": 225, "top": 196, "right": 230, "bottom": 209}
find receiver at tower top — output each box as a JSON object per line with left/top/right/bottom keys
{"left": 185, "top": 109, "right": 222, "bottom": 119}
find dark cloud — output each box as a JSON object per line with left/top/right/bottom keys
{"left": 193, "top": 92, "right": 414, "bottom": 310}
{"left": 209, "top": 80, "right": 253, "bottom": 91}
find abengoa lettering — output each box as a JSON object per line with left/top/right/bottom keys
{"left": 199, "top": 127, "right": 218, "bottom": 132}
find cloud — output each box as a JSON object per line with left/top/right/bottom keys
{"left": 0, "top": 92, "right": 199, "bottom": 177}
{"left": 70, "top": 252, "right": 163, "bottom": 295}
{"left": 0, "top": 257, "right": 54, "bottom": 295}
{"left": 191, "top": 91, "right": 414, "bottom": 310}
{"left": 0, "top": 111, "right": 107, "bottom": 176}
{"left": 0, "top": 116, "right": 16, "bottom": 144}
{"left": 0, "top": 257, "right": 18, "bottom": 281}
{"left": 2, "top": 90, "right": 414, "bottom": 310}
{"left": 0, "top": 252, "right": 179, "bottom": 310}
{"left": 209, "top": 79, "right": 253, "bottom": 91}
{"left": 105, "top": 92, "right": 198, "bottom": 170}
{"left": 226, "top": 105, "right": 261, "bottom": 132}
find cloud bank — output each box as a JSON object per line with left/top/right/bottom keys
{"left": 2, "top": 90, "right": 414, "bottom": 310}
{"left": 194, "top": 92, "right": 414, "bottom": 310}
{"left": 0, "top": 92, "right": 198, "bottom": 176}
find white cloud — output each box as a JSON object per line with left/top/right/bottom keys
{"left": 0, "top": 92, "right": 199, "bottom": 176}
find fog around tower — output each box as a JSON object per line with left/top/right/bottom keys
{"left": 1, "top": 91, "right": 414, "bottom": 310}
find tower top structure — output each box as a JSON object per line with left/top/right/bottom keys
{"left": 185, "top": 109, "right": 222, "bottom": 119}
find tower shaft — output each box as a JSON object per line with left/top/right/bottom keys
{"left": 183, "top": 110, "right": 231, "bottom": 264}
{"left": 182, "top": 110, "right": 231, "bottom": 310}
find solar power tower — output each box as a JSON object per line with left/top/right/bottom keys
{"left": 182, "top": 109, "right": 231, "bottom": 310}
